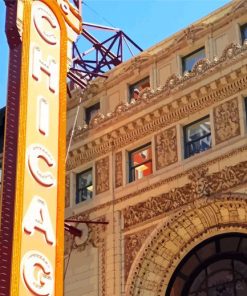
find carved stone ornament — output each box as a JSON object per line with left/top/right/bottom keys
{"left": 124, "top": 226, "right": 155, "bottom": 282}
{"left": 155, "top": 126, "right": 178, "bottom": 170}
{"left": 96, "top": 156, "right": 110, "bottom": 194}
{"left": 123, "top": 159, "right": 247, "bottom": 229}
{"left": 67, "top": 42, "right": 247, "bottom": 157}
{"left": 175, "top": 24, "right": 206, "bottom": 43}
{"left": 126, "top": 194, "right": 247, "bottom": 296}
{"left": 65, "top": 174, "right": 70, "bottom": 208}
{"left": 214, "top": 97, "right": 240, "bottom": 144}
{"left": 115, "top": 151, "right": 123, "bottom": 188}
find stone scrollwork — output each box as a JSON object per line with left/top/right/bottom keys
{"left": 191, "top": 58, "right": 211, "bottom": 74}
{"left": 115, "top": 151, "right": 123, "bottom": 188}
{"left": 155, "top": 126, "right": 178, "bottom": 170}
{"left": 124, "top": 226, "right": 155, "bottom": 282}
{"left": 89, "top": 112, "right": 105, "bottom": 128}
{"left": 123, "top": 159, "right": 247, "bottom": 229}
{"left": 68, "top": 42, "right": 247, "bottom": 144}
{"left": 96, "top": 156, "right": 110, "bottom": 194}
{"left": 214, "top": 97, "right": 240, "bottom": 144}
{"left": 165, "top": 73, "right": 182, "bottom": 88}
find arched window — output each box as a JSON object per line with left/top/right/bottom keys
{"left": 166, "top": 233, "right": 247, "bottom": 296}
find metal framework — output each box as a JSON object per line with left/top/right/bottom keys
{"left": 67, "top": 21, "right": 143, "bottom": 95}
{"left": 65, "top": 1, "right": 142, "bottom": 236}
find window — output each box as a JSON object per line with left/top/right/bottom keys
{"left": 245, "top": 97, "right": 247, "bottom": 125}
{"left": 182, "top": 47, "right": 205, "bottom": 73}
{"left": 241, "top": 23, "right": 247, "bottom": 44}
{"left": 76, "top": 169, "right": 93, "bottom": 203}
{"left": 129, "top": 77, "right": 150, "bottom": 101}
{"left": 129, "top": 143, "right": 152, "bottom": 183}
{"left": 85, "top": 102, "right": 100, "bottom": 125}
{"left": 166, "top": 233, "right": 247, "bottom": 296}
{"left": 184, "top": 116, "right": 211, "bottom": 159}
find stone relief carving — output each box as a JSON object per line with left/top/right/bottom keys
{"left": 176, "top": 24, "right": 206, "bottom": 43}
{"left": 155, "top": 126, "right": 178, "bottom": 170}
{"left": 65, "top": 145, "right": 247, "bottom": 226}
{"left": 96, "top": 156, "right": 110, "bottom": 194}
{"left": 126, "top": 194, "right": 247, "bottom": 296}
{"left": 214, "top": 97, "right": 240, "bottom": 144}
{"left": 67, "top": 42, "right": 247, "bottom": 141}
{"left": 65, "top": 174, "right": 70, "bottom": 208}
{"left": 68, "top": 65, "right": 247, "bottom": 171}
{"left": 115, "top": 151, "right": 123, "bottom": 188}
{"left": 124, "top": 226, "right": 155, "bottom": 282}
{"left": 123, "top": 159, "right": 247, "bottom": 228}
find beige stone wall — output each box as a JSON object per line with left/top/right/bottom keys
{"left": 65, "top": 1, "right": 247, "bottom": 295}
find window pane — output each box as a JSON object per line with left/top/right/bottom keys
{"left": 134, "top": 161, "right": 152, "bottom": 180}
{"left": 85, "top": 102, "right": 100, "bottom": 124}
{"left": 129, "top": 144, "right": 152, "bottom": 182}
{"left": 129, "top": 77, "right": 150, "bottom": 100}
{"left": 241, "top": 24, "right": 247, "bottom": 44}
{"left": 131, "top": 146, "right": 152, "bottom": 166}
{"left": 182, "top": 48, "right": 205, "bottom": 73}
{"left": 76, "top": 169, "right": 93, "bottom": 203}
{"left": 184, "top": 117, "right": 211, "bottom": 158}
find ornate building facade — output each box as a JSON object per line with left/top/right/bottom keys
{"left": 64, "top": 1, "right": 247, "bottom": 295}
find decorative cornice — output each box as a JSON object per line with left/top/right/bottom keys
{"left": 68, "top": 43, "right": 247, "bottom": 144}
{"left": 67, "top": 43, "right": 247, "bottom": 171}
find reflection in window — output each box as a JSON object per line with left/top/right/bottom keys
{"left": 129, "top": 77, "right": 150, "bottom": 101}
{"left": 188, "top": 259, "right": 247, "bottom": 296}
{"left": 241, "top": 23, "right": 247, "bottom": 44}
{"left": 167, "top": 233, "right": 247, "bottom": 296}
{"left": 129, "top": 144, "right": 152, "bottom": 182}
{"left": 76, "top": 169, "right": 93, "bottom": 203}
{"left": 182, "top": 47, "right": 205, "bottom": 73}
{"left": 85, "top": 102, "right": 100, "bottom": 125}
{"left": 184, "top": 116, "right": 211, "bottom": 159}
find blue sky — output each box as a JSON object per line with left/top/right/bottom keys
{"left": 0, "top": 0, "right": 230, "bottom": 108}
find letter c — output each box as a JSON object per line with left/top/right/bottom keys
{"left": 28, "top": 144, "right": 56, "bottom": 187}
{"left": 33, "top": 5, "right": 58, "bottom": 45}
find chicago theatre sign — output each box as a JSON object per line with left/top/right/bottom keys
{"left": 0, "top": 0, "right": 81, "bottom": 295}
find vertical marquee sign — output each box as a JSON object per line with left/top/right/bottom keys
{"left": 0, "top": 1, "right": 81, "bottom": 295}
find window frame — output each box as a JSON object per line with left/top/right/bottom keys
{"left": 85, "top": 102, "right": 100, "bottom": 125}
{"left": 128, "top": 76, "right": 150, "bottom": 101}
{"left": 183, "top": 115, "right": 212, "bottom": 159}
{"left": 128, "top": 143, "right": 153, "bottom": 183}
{"left": 182, "top": 47, "right": 205, "bottom": 73}
{"left": 75, "top": 168, "right": 93, "bottom": 204}
{"left": 240, "top": 23, "right": 247, "bottom": 44}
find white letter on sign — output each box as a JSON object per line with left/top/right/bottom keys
{"left": 33, "top": 5, "right": 58, "bottom": 45}
{"left": 38, "top": 96, "right": 49, "bottom": 136}
{"left": 21, "top": 251, "right": 54, "bottom": 296}
{"left": 23, "top": 196, "right": 55, "bottom": 245}
{"left": 32, "top": 46, "right": 58, "bottom": 93}
{"left": 27, "top": 144, "right": 56, "bottom": 187}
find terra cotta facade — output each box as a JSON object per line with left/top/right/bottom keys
{"left": 64, "top": 1, "right": 247, "bottom": 295}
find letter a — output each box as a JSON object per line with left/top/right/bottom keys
{"left": 23, "top": 196, "right": 55, "bottom": 246}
